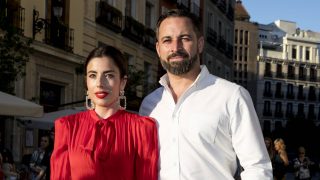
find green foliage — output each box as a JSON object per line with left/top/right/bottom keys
{"left": 0, "top": 14, "right": 33, "bottom": 93}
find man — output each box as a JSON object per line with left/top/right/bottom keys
{"left": 139, "top": 9, "right": 272, "bottom": 179}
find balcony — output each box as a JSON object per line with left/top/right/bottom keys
{"left": 297, "top": 93, "right": 305, "bottom": 100}
{"left": 143, "top": 28, "right": 156, "bottom": 51}
{"left": 217, "top": 0, "right": 227, "bottom": 13}
{"left": 96, "top": 1, "right": 122, "bottom": 33}
{"left": 226, "top": 4, "right": 234, "bottom": 21}
{"left": 275, "top": 92, "right": 284, "bottom": 99}
{"left": 309, "top": 76, "right": 317, "bottom": 82}
{"left": 122, "top": 16, "right": 144, "bottom": 44}
{"left": 263, "top": 91, "right": 273, "bottom": 98}
{"left": 276, "top": 72, "right": 284, "bottom": 78}
{"left": 33, "top": 10, "right": 74, "bottom": 52}
{"left": 286, "top": 93, "right": 295, "bottom": 99}
{"left": 0, "top": 2, "right": 25, "bottom": 33}
{"left": 287, "top": 73, "right": 295, "bottom": 80}
{"left": 264, "top": 71, "right": 272, "bottom": 78}
{"left": 308, "top": 93, "right": 317, "bottom": 101}
{"left": 274, "top": 111, "right": 283, "bottom": 118}
{"left": 207, "top": 27, "right": 217, "bottom": 47}
{"left": 299, "top": 75, "right": 306, "bottom": 81}
{"left": 263, "top": 111, "right": 272, "bottom": 117}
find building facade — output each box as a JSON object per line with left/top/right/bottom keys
{"left": 233, "top": 0, "right": 258, "bottom": 102}
{"left": 256, "top": 20, "right": 320, "bottom": 134}
{"left": 1, "top": 0, "right": 160, "bottom": 161}
{"left": 202, "top": 0, "right": 235, "bottom": 81}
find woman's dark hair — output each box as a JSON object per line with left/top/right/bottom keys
{"left": 156, "top": 9, "right": 202, "bottom": 39}
{"left": 84, "top": 45, "right": 128, "bottom": 79}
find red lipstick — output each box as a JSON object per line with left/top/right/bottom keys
{"left": 95, "top": 91, "right": 109, "bottom": 99}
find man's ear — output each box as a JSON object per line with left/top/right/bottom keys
{"left": 198, "top": 36, "right": 204, "bottom": 53}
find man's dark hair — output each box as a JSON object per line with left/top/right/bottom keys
{"left": 156, "top": 9, "right": 202, "bottom": 39}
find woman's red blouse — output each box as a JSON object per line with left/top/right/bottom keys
{"left": 50, "top": 110, "right": 158, "bottom": 180}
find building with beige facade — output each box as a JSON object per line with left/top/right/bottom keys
{"left": 233, "top": 0, "right": 258, "bottom": 102}
{"left": 256, "top": 20, "right": 320, "bottom": 134}
{"left": 1, "top": 0, "right": 160, "bottom": 161}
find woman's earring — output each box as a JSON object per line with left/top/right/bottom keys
{"left": 85, "top": 92, "right": 95, "bottom": 110}
{"left": 119, "top": 90, "right": 126, "bottom": 110}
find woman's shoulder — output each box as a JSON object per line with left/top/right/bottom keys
{"left": 55, "top": 110, "right": 90, "bottom": 127}
{"left": 123, "top": 110, "right": 157, "bottom": 127}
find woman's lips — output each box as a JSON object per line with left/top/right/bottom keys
{"left": 95, "top": 92, "right": 109, "bottom": 99}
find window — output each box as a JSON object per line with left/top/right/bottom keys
{"left": 244, "top": 31, "right": 248, "bottom": 45}
{"left": 239, "top": 47, "right": 242, "bottom": 61}
{"left": 306, "top": 47, "right": 310, "bottom": 60}
{"left": 276, "top": 64, "right": 282, "bottom": 77}
{"left": 286, "top": 103, "right": 293, "bottom": 118}
{"left": 145, "top": 2, "right": 154, "bottom": 28}
{"left": 40, "top": 81, "right": 63, "bottom": 113}
{"left": 125, "top": 0, "right": 136, "bottom": 17}
{"left": 299, "top": 66, "right": 306, "bottom": 80}
{"left": 244, "top": 47, "right": 248, "bottom": 61}
{"left": 308, "top": 86, "right": 316, "bottom": 100}
{"left": 265, "top": 63, "right": 272, "bottom": 77}
{"left": 298, "top": 85, "right": 305, "bottom": 100}
{"left": 234, "top": 46, "right": 237, "bottom": 61}
{"left": 310, "top": 68, "right": 317, "bottom": 81}
{"left": 275, "top": 82, "right": 282, "bottom": 98}
{"left": 308, "top": 104, "right": 315, "bottom": 119}
{"left": 288, "top": 65, "right": 295, "bottom": 79}
{"left": 263, "top": 101, "right": 271, "bottom": 116}
{"left": 264, "top": 81, "right": 272, "bottom": 97}
{"left": 235, "top": 29, "right": 238, "bottom": 44}
{"left": 297, "top": 103, "right": 305, "bottom": 118}
{"left": 275, "top": 102, "right": 283, "bottom": 117}
{"left": 292, "top": 45, "right": 297, "bottom": 59}
{"left": 239, "top": 30, "right": 243, "bottom": 44}
{"left": 287, "top": 84, "right": 294, "bottom": 99}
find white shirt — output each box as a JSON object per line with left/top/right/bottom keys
{"left": 139, "top": 66, "right": 272, "bottom": 180}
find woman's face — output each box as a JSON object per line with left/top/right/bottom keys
{"left": 86, "top": 56, "right": 126, "bottom": 110}
{"left": 274, "top": 142, "right": 280, "bottom": 151}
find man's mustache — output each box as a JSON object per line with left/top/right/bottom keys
{"left": 167, "top": 51, "right": 189, "bottom": 59}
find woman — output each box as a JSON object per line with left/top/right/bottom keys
{"left": 29, "top": 134, "right": 52, "bottom": 180}
{"left": 293, "top": 146, "right": 314, "bottom": 180}
{"left": 264, "top": 137, "right": 275, "bottom": 161}
{"left": 273, "top": 138, "right": 289, "bottom": 180}
{"left": 50, "top": 46, "right": 159, "bottom": 180}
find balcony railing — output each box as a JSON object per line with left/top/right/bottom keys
{"left": 309, "top": 76, "right": 317, "bottom": 82}
{"left": 286, "top": 93, "right": 295, "bottom": 99}
{"left": 207, "top": 27, "right": 217, "bottom": 47}
{"left": 263, "top": 91, "right": 273, "bottom": 98}
{"left": 264, "top": 71, "right": 272, "bottom": 78}
{"left": 287, "top": 73, "right": 295, "bottom": 79}
{"left": 143, "top": 28, "right": 156, "bottom": 51}
{"left": 33, "top": 10, "right": 74, "bottom": 52}
{"left": 263, "top": 111, "right": 272, "bottom": 117}
{"left": 299, "top": 75, "right": 306, "bottom": 81}
{"left": 96, "top": 1, "right": 122, "bottom": 33}
{"left": 274, "top": 111, "right": 283, "bottom": 118}
{"left": 217, "top": 0, "right": 227, "bottom": 13}
{"left": 122, "top": 15, "right": 144, "bottom": 44}
{"left": 276, "top": 72, "right": 284, "bottom": 78}
{"left": 0, "top": 3, "right": 25, "bottom": 33}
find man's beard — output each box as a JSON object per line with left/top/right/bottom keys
{"left": 160, "top": 50, "right": 198, "bottom": 75}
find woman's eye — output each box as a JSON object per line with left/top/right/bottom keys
{"left": 105, "top": 74, "right": 114, "bottom": 79}
{"left": 88, "top": 74, "right": 96, "bottom": 78}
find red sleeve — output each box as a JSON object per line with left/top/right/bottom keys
{"left": 134, "top": 117, "right": 159, "bottom": 180}
{"left": 50, "top": 117, "right": 72, "bottom": 180}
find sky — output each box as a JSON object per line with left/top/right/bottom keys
{"left": 242, "top": 0, "right": 320, "bottom": 32}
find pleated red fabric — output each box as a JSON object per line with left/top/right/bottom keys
{"left": 50, "top": 110, "right": 159, "bottom": 180}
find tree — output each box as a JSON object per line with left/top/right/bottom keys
{"left": 0, "top": 2, "right": 33, "bottom": 94}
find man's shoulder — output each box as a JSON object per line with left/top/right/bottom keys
{"left": 143, "top": 87, "right": 165, "bottom": 102}
{"left": 205, "top": 74, "right": 242, "bottom": 91}
{"left": 139, "top": 87, "right": 164, "bottom": 116}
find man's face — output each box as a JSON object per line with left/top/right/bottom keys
{"left": 156, "top": 17, "right": 204, "bottom": 75}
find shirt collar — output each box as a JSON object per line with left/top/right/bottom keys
{"left": 159, "top": 65, "right": 210, "bottom": 89}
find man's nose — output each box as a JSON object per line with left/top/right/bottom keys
{"left": 171, "top": 39, "right": 183, "bottom": 52}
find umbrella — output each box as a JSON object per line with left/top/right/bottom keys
{"left": 0, "top": 91, "right": 43, "bottom": 117}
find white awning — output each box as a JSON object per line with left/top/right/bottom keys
{"left": 0, "top": 91, "right": 43, "bottom": 117}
